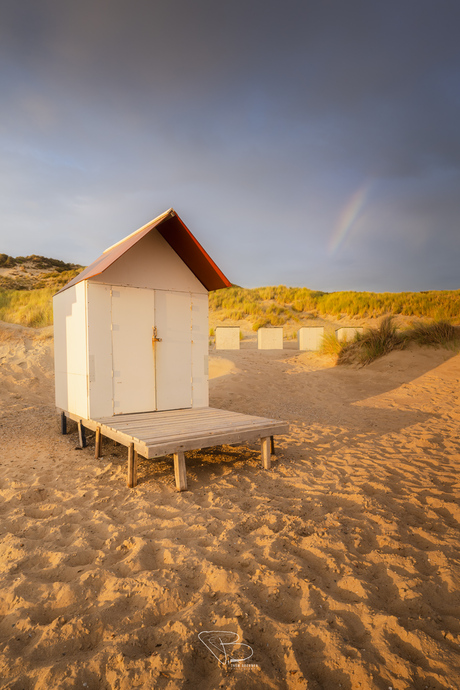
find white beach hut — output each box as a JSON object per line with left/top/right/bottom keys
{"left": 53, "top": 208, "right": 229, "bottom": 419}
{"left": 54, "top": 209, "right": 288, "bottom": 490}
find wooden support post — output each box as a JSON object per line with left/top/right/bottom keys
{"left": 95, "top": 426, "right": 102, "bottom": 459}
{"left": 61, "top": 412, "right": 67, "bottom": 435}
{"left": 173, "top": 452, "right": 187, "bottom": 491}
{"left": 261, "top": 437, "right": 271, "bottom": 469}
{"left": 78, "top": 420, "right": 86, "bottom": 448}
{"left": 270, "top": 435, "right": 275, "bottom": 456}
{"left": 127, "top": 443, "right": 137, "bottom": 488}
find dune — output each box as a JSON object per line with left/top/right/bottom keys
{"left": 0, "top": 321, "right": 459, "bottom": 689}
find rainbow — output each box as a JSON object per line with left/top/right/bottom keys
{"left": 329, "top": 182, "right": 371, "bottom": 253}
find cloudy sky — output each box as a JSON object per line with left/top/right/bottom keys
{"left": 1, "top": 1, "right": 459, "bottom": 291}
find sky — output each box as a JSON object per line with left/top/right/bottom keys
{"left": 1, "top": 0, "right": 459, "bottom": 292}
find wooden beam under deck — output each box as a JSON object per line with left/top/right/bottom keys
{"left": 62, "top": 407, "right": 289, "bottom": 491}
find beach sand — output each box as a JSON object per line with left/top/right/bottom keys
{"left": 0, "top": 322, "right": 459, "bottom": 689}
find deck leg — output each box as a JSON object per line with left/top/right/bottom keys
{"left": 60, "top": 412, "right": 67, "bottom": 435}
{"left": 127, "top": 443, "right": 138, "bottom": 488}
{"left": 261, "top": 437, "right": 271, "bottom": 470}
{"left": 173, "top": 452, "right": 187, "bottom": 491}
{"left": 270, "top": 435, "right": 275, "bottom": 456}
{"left": 78, "top": 420, "right": 86, "bottom": 448}
{"left": 95, "top": 426, "right": 102, "bottom": 459}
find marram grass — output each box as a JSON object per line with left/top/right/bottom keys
{"left": 320, "top": 331, "right": 342, "bottom": 357}
{"left": 0, "top": 287, "right": 55, "bottom": 328}
{"left": 334, "top": 317, "right": 460, "bottom": 366}
{"left": 0, "top": 267, "right": 81, "bottom": 328}
{"left": 210, "top": 285, "right": 460, "bottom": 322}
{"left": 337, "top": 316, "right": 405, "bottom": 365}
{"left": 406, "top": 320, "right": 457, "bottom": 347}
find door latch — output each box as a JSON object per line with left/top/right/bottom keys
{"left": 152, "top": 326, "right": 162, "bottom": 345}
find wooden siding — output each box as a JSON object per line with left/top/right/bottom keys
{"left": 53, "top": 282, "right": 89, "bottom": 419}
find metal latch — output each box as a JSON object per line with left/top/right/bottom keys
{"left": 152, "top": 326, "right": 162, "bottom": 345}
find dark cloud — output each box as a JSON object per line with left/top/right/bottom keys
{"left": 0, "top": 0, "right": 459, "bottom": 289}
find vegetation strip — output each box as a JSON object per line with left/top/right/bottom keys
{"left": 0, "top": 258, "right": 459, "bottom": 364}
{"left": 328, "top": 317, "right": 460, "bottom": 366}
{"left": 210, "top": 285, "right": 460, "bottom": 324}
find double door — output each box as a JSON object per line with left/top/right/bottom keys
{"left": 111, "top": 286, "right": 192, "bottom": 414}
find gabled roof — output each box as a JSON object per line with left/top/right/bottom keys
{"left": 56, "top": 208, "right": 231, "bottom": 294}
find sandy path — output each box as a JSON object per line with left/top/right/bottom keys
{"left": 0, "top": 324, "right": 459, "bottom": 689}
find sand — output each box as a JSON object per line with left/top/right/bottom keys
{"left": 0, "top": 322, "right": 459, "bottom": 689}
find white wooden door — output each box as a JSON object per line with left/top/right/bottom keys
{"left": 111, "top": 286, "right": 156, "bottom": 414}
{"left": 154, "top": 290, "right": 192, "bottom": 410}
{"left": 111, "top": 286, "right": 193, "bottom": 415}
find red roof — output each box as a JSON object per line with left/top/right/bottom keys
{"left": 56, "top": 209, "right": 231, "bottom": 294}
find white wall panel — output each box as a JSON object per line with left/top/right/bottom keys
{"left": 191, "top": 292, "right": 209, "bottom": 408}
{"left": 87, "top": 282, "right": 113, "bottom": 418}
{"left": 53, "top": 282, "right": 88, "bottom": 418}
{"left": 53, "top": 291, "right": 70, "bottom": 411}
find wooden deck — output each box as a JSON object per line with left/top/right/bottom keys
{"left": 62, "top": 407, "right": 289, "bottom": 491}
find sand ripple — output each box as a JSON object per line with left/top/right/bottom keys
{"left": 0, "top": 324, "right": 459, "bottom": 688}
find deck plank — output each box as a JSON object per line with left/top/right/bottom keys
{"left": 134, "top": 419, "right": 287, "bottom": 441}
{"left": 64, "top": 407, "right": 289, "bottom": 463}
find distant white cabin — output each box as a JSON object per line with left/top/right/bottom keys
{"left": 53, "top": 208, "right": 230, "bottom": 420}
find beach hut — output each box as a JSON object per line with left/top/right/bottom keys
{"left": 54, "top": 209, "right": 288, "bottom": 490}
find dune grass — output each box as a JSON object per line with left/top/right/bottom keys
{"left": 320, "top": 331, "right": 343, "bottom": 357}
{"left": 210, "top": 285, "right": 460, "bottom": 323}
{"left": 337, "top": 317, "right": 404, "bottom": 365}
{"left": 407, "top": 320, "right": 457, "bottom": 347}
{"left": 334, "top": 317, "right": 460, "bottom": 366}
{"left": 0, "top": 267, "right": 82, "bottom": 328}
{"left": 0, "top": 287, "right": 55, "bottom": 328}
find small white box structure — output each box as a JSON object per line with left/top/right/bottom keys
{"left": 258, "top": 327, "right": 284, "bottom": 350}
{"left": 336, "top": 327, "right": 364, "bottom": 342}
{"left": 215, "top": 327, "right": 240, "bottom": 350}
{"left": 53, "top": 208, "right": 231, "bottom": 419}
{"left": 298, "top": 327, "right": 324, "bottom": 351}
